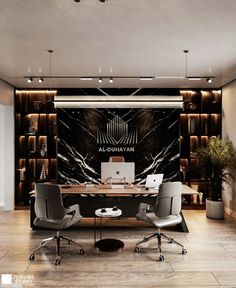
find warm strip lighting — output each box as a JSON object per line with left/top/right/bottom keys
{"left": 16, "top": 90, "right": 57, "bottom": 94}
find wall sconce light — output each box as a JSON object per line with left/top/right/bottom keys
{"left": 98, "top": 77, "right": 103, "bottom": 83}
{"left": 207, "top": 78, "right": 212, "bottom": 83}
{"left": 109, "top": 77, "right": 113, "bottom": 83}
{"left": 27, "top": 77, "right": 33, "bottom": 83}
{"left": 38, "top": 77, "right": 44, "bottom": 83}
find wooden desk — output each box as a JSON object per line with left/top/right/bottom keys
{"left": 60, "top": 184, "right": 198, "bottom": 196}
{"left": 31, "top": 184, "right": 197, "bottom": 232}
{"left": 60, "top": 184, "right": 195, "bottom": 233}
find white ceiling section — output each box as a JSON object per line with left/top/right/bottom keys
{"left": 1, "top": 0, "right": 236, "bottom": 89}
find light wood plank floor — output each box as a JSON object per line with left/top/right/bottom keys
{"left": 1, "top": 210, "right": 236, "bottom": 287}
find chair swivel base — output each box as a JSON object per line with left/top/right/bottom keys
{"left": 134, "top": 231, "right": 187, "bottom": 261}
{"left": 95, "top": 238, "right": 124, "bottom": 252}
{"left": 29, "top": 233, "right": 84, "bottom": 265}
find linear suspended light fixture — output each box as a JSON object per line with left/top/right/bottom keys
{"left": 24, "top": 75, "right": 156, "bottom": 83}
{"left": 54, "top": 95, "right": 183, "bottom": 109}
{"left": 24, "top": 50, "right": 215, "bottom": 84}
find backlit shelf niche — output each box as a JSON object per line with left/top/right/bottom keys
{"left": 180, "top": 89, "right": 222, "bottom": 206}
{"left": 15, "top": 90, "right": 57, "bottom": 206}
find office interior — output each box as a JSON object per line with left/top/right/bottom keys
{"left": 1, "top": 0, "right": 236, "bottom": 286}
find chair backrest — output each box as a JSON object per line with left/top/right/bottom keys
{"left": 156, "top": 182, "right": 182, "bottom": 218}
{"left": 35, "top": 183, "right": 65, "bottom": 220}
{"left": 109, "top": 156, "right": 125, "bottom": 162}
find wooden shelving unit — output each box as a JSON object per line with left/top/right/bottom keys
{"left": 15, "top": 90, "right": 57, "bottom": 206}
{"left": 179, "top": 89, "right": 222, "bottom": 207}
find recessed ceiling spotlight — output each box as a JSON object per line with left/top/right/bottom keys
{"left": 109, "top": 77, "right": 113, "bottom": 83}
{"left": 27, "top": 77, "right": 33, "bottom": 83}
{"left": 38, "top": 77, "right": 44, "bottom": 83}
{"left": 98, "top": 77, "right": 103, "bottom": 83}
{"left": 207, "top": 78, "right": 212, "bottom": 83}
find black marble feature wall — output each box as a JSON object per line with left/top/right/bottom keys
{"left": 58, "top": 108, "right": 180, "bottom": 185}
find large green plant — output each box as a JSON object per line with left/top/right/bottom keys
{"left": 197, "top": 137, "right": 236, "bottom": 201}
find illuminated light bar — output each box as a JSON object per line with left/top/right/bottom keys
{"left": 54, "top": 95, "right": 183, "bottom": 109}
{"left": 187, "top": 77, "right": 201, "bottom": 81}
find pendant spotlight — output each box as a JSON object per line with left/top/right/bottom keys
{"left": 38, "top": 77, "right": 44, "bottom": 83}
{"left": 183, "top": 50, "right": 215, "bottom": 83}
{"left": 98, "top": 77, "right": 103, "bottom": 83}
{"left": 109, "top": 77, "right": 113, "bottom": 83}
{"left": 27, "top": 77, "right": 33, "bottom": 83}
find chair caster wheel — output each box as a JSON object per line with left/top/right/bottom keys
{"left": 134, "top": 247, "right": 140, "bottom": 253}
{"left": 79, "top": 249, "right": 84, "bottom": 255}
{"left": 29, "top": 254, "right": 35, "bottom": 261}
{"left": 54, "top": 258, "right": 61, "bottom": 265}
{"left": 182, "top": 249, "right": 187, "bottom": 255}
{"left": 159, "top": 255, "right": 165, "bottom": 262}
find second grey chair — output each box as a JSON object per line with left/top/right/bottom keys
{"left": 29, "top": 183, "right": 84, "bottom": 265}
{"left": 134, "top": 181, "right": 187, "bottom": 261}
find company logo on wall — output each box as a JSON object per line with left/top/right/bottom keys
{"left": 97, "top": 116, "right": 137, "bottom": 144}
{"left": 97, "top": 116, "right": 137, "bottom": 152}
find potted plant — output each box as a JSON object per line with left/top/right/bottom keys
{"left": 197, "top": 136, "right": 236, "bottom": 219}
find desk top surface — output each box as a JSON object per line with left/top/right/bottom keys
{"left": 60, "top": 184, "right": 198, "bottom": 195}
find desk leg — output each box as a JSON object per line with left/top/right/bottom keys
{"left": 100, "top": 217, "right": 102, "bottom": 240}
{"left": 94, "top": 217, "right": 103, "bottom": 246}
{"left": 94, "top": 217, "right": 96, "bottom": 245}
{"left": 176, "top": 211, "right": 189, "bottom": 233}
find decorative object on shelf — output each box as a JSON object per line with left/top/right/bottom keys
{"left": 199, "top": 192, "right": 203, "bottom": 205}
{"left": 187, "top": 102, "right": 196, "bottom": 111}
{"left": 191, "top": 184, "right": 198, "bottom": 191}
{"left": 18, "top": 168, "right": 25, "bottom": 181}
{"left": 28, "top": 150, "right": 36, "bottom": 156}
{"left": 33, "top": 101, "right": 42, "bottom": 111}
{"left": 40, "top": 164, "right": 47, "bottom": 180}
{"left": 180, "top": 166, "right": 187, "bottom": 181}
{"left": 192, "top": 194, "right": 198, "bottom": 204}
{"left": 40, "top": 144, "right": 47, "bottom": 157}
{"left": 28, "top": 120, "right": 35, "bottom": 134}
{"left": 197, "top": 136, "right": 236, "bottom": 219}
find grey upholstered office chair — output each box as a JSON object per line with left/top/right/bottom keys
{"left": 134, "top": 181, "right": 187, "bottom": 261}
{"left": 29, "top": 183, "right": 84, "bottom": 265}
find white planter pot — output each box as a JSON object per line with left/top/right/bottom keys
{"left": 206, "top": 199, "right": 224, "bottom": 219}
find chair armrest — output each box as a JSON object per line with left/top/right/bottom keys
{"left": 138, "top": 203, "right": 154, "bottom": 214}
{"left": 64, "top": 204, "right": 80, "bottom": 216}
